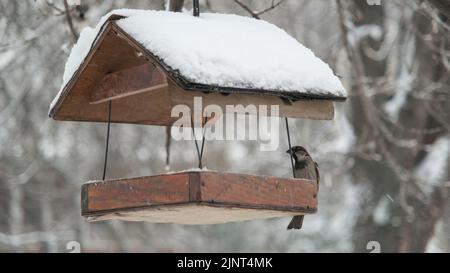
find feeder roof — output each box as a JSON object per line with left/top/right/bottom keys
{"left": 50, "top": 9, "right": 346, "bottom": 114}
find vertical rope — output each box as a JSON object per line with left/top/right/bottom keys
{"left": 285, "top": 118, "right": 296, "bottom": 178}
{"left": 102, "top": 101, "right": 112, "bottom": 181}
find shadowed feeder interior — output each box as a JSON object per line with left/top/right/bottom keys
{"left": 49, "top": 11, "right": 346, "bottom": 225}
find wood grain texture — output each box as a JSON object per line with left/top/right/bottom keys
{"left": 90, "top": 63, "right": 167, "bottom": 104}
{"left": 86, "top": 205, "right": 305, "bottom": 225}
{"left": 52, "top": 23, "right": 175, "bottom": 125}
{"left": 82, "top": 173, "right": 190, "bottom": 214}
{"left": 81, "top": 171, "right": 318, "bottom": 225}
{"left": 170, "top": 81, "right": 335, "bottom": 121}
{"left": 197, "top": 172, "right": 317, "bottom": 210}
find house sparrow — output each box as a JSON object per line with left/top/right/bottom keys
{"left": 286, "top": 146, "right": 320, "bottom": 230}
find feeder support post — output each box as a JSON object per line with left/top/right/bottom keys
{"left": 193, "top": 0, "right": 200, "bottom": 17}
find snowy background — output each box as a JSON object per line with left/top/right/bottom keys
{"left": 0, "top": 0, "right": 449, "bottom": 253}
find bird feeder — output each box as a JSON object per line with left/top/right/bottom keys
{"left": 49, "top": 8, "right": 346, "bottom": 225}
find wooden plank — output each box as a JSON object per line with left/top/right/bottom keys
{"left": 55, "top": 85, "right": 173, "bottom": 126}
{"left": 82, "top": 173, "right": 190, "bottom": 214}
{"left": 169, "top": 81, "right": 335, "bottom": 121}
{"left": 197, "top": 172, "right": 317, "bottom": 210}
{"left": 81, "top": 171, "right": 318, "bottom": 225}
{"left": 53, "top": 24, "right": 172, "bottom": 125}
{"left": 188, "top": 172, "right": 202, "bottom": 201}
{"left": 89, "top": 63, "right": 168, "bottom": 104}
{"left": 86, "top": 204, "right": 304, "bottom": 225}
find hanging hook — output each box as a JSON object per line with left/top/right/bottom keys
{"left": 193, "top": 0, "right": 200, "bottom": 17}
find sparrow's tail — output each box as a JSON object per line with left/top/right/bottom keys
{"left": 287, "top": 216, "right": 304, "bottom": 230}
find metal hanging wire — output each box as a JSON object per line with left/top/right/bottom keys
{"left": 102, "top": 101, "right": 112, "bottom": 180}
{"left": 285, "top": 117, "right": 296, "bottom": 178}
{"left": 191, "top": 0, "right": 202, "bottom": 167}
{"left": 191, "top": 116, "right": 207, "bottom": 169}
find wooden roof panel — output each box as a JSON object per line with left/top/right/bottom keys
{"left": 50, "top": 18, "right": 338, "bottom": 125}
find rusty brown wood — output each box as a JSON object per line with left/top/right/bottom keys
{"left": 197, "top": 172, "right": 317, "bottom": 210}
{"left": 82, "top": 173, "right": 190, "bottom": 214}
{"left": 81, "top": 171, "right": 318, "bottom": 224}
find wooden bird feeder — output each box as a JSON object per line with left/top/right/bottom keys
{"left": 49, "top": 8, "right": 346, "bottom": 226}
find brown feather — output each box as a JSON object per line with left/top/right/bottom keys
{"left": 287, "top": 148, "right": 319, "bottom": 230}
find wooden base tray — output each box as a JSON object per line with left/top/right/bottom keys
{"left": 81, "top": 171, "right": 318, "bottom": 225}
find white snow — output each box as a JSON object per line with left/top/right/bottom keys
{"left": 84, "top": 168, "right": 212, "bottom": 184}
{"left": 50, "top": 9, "right": 346, "bottom": 113}
{"left": 165, "top": 167, "right": 211, "bottom": 175}
{"left": 50, "top": 9, "right": 143, "bottom": 111}
{"left": 416, "top": 137, "right": 450, "bottom": 192}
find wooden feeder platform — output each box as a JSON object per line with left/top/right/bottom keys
{"left": 81, "top": 171, "right": 318, "bottom": 225}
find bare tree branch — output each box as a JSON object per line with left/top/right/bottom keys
{"left": 232, "top": 0, "right": 285, "bottom": 19}
{"left": 45, "top": 0, "right": 65, "bottom": 15}
{"left": 165, "top": 0, "right": 185, "bottom": 169}
{"left": 233, "top": 0, "right": 259, "bottom": 18}
{"left": 63, "top": 0, "right": 78, "bottom": 41}
{"left": 256, "top": 0, "right": 286, "bottom": 16}
{"left": 427, "top": 0, "right": 450, "bottom": 19}
{"left": 336, "top": 0, "right": 422, "bottom": 208}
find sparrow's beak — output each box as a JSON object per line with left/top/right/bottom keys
{"left": 286, "top": 149, "right": 292, "bottom": 154}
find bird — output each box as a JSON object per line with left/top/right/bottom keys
{"left": 286, "top": 146, "right": 320, "bottom": 230}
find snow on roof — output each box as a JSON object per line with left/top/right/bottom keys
{"left": 50, "top": 9, "right": 346, "bottom": 112}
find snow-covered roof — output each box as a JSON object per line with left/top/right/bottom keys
{"left": 51, "top": 9, "right": 346, "bottom": 113}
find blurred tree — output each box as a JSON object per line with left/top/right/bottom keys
{"left": 337, "top": 0, "right": 449, "bottom": 252}
{"left": 0, "top": 0, "right": 448, "bottom": 253}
